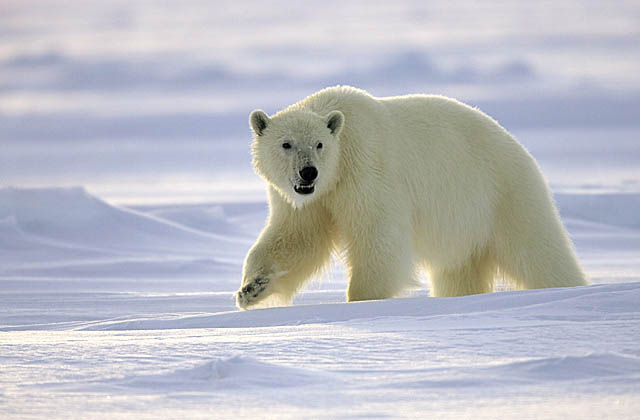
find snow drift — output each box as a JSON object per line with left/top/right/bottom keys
{"left": 0, "top": 186, "right": 244, "bottom": 257}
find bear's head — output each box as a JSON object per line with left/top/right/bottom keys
{"left": 249, "top": 108, "right": 344, "bottom": 208}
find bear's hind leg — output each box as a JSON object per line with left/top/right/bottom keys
{"left": 492, "top": 188, "right": 588, "bottom": 290}
{"left": 428, "top": 252, "right": 495, "bottom": 297}
{"left": 493, "top": 226, "right": 588, "bottom": 290}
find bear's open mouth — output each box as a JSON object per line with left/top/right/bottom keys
{"left": 294, "top": 184, "right": 315, "bottom": 195}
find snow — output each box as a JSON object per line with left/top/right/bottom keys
{"left": 2, "top": 190, "right": 639, "bottom": 419}
{"left": 2, "top": 0, "right": 640, "bottom": 418}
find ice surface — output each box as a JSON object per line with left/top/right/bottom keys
{"left": 2, "top": 0, "right": 640, "bottom": 418}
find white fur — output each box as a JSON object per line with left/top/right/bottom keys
{"left": 236, "top": 86, "right": 588, "bottom": 309}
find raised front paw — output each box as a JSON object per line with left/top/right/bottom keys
{"left": 235, "top": 276, "right": 271, "bottom": 310}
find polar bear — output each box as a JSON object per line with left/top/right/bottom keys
{"left": 236, "top": 86, "right": 588, "bottom": 309}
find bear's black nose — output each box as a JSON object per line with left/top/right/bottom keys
{"left": 299, "top": 166, "right": 318, "bottom": 183}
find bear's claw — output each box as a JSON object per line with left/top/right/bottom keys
{"left": 236, "top": 276, "right": 271, "bottom": 309}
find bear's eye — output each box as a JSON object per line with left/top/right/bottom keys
{"left": 317, "top": 142, "right": 323, "bottom": 150}
{"left": 282, "top": 142, "right": 292, "bottom": 149}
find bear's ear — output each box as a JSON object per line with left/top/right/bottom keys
{"left": 249, "top": 109, "right": 270, "bottom": 136}
{"left": 326, "top": 110, "right": 344, "bottom": 136}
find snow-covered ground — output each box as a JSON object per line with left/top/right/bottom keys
{"left": 1, "top": 187, "right": 640, "bottom": 419}
{"left": 2, "top": 1, "right": 640, "bottom": 418}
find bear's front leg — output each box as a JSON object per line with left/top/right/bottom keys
{"left": 236, "top": 229, "right": 331, "bottom": 309}
{"left": 345, "top": 217, "right": 417, "bottom": 302}
{"left": 235, "top": 241, "right": 281, "bottom": 309}
{"left": 235, "top": 190, "right": 333, "bottom": 310}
